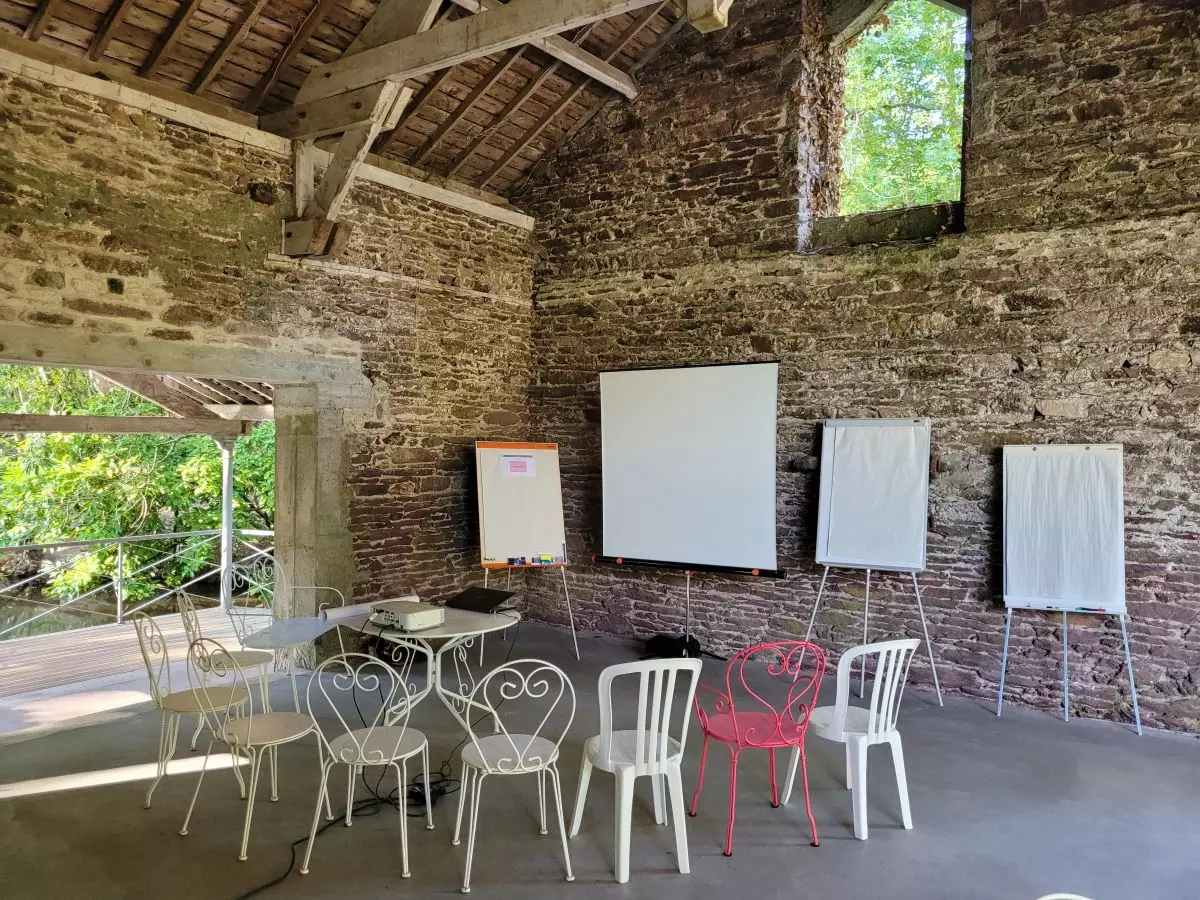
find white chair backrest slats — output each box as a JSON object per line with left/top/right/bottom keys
{"left": 132, "top": 612, "right": 171, "bottom": 707}
{"left": 177, "top": 590, "right": 203, "bottom": 645}
{"left": 834, "top": 639, "right": 919, "bottom": 738}
{"left": 468, "top": 659, "right": 575, "bottom": 774}
{"left": 186, "top": 637, "right": 252, "bottom": 743}
{"left": 597, "top": 658, "right": 702, "bottom": 771}
{"left": 308, "top": 653, "right": 412, "bottom": 766}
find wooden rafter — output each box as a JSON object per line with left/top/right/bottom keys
{"left": 88, "top": 0, "right": 137, "bottom": 61}
{"left": 141, "top": 0, "right": 206, "bottom": 77}
{"left": 294, "top": 0, "right": 667, "bottom": 104}
{"left": 96, "top": 371, "right": 217, "bottom": 418}
{"left": 0, "top": 414, "right": 251, "bottom": 437}
{"left": 375, "top": 67, "right": 457, "bottom": 157}
{"left": 445, "top": 24, "right": 600, "bottom": 178}
{"left": 412, "top": 46, "right": 526, "bottom": 167}
{"left": 23, "top": 0, "right": 59, "bottom": 41}
{"left": 242, "top": 0, "right": 343, "bottom": 113}
{"left": 480, "top": 1, "right": 664, "bottom": 187}
{"left": 190, "top": 0, "right": 273, "bottom": 94}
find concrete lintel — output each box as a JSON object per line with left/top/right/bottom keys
{"left": 806, "top": 201, "right": 965, "bottom": 251}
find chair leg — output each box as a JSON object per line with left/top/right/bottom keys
{"left": 781, "top": 745, "right": 799, "bottom": 806}
{"left": 769, "top": 747, "right": 779, "bottom": 808}
{"left": 345, "top": 765, "right": 356, "bottom": 827}
{"left": 268, "top": 744, "right": 279, "bottom": 802}
{"left": 845, "top": 743, "right": 853, "bottom": 791}
{"left": 146, "top": 711, "right": 175, "bottom": 809}
{"left": 889, "top": 735, "right": 913, "bottom": 830}
{"left": 569, "top": 756, "right": 593, "bottom": 837}
{"left": 239, "top": 748, "right": 264, "bottom": 860}
{"left": 537, "top": 766, "right": 548, "bottom": 835}
{"left": 189, "top": 715, "right": 204, "bottom": 752}
{"left": 179, "top": 739, "right": 215, "bottom": 836}
{"left": 317, "top": 742, "right": 332, "bottom": 819}
{"left": 688, "top": 734, "right": 710, "bottom": 817}
{"left": 723, "top": 750, "right": 740, "bottom": 857}
{"left": 453, "top": 765, "right": 473, "bottom": 846}
{"left": 231, "top": 743, "right": 247, "bottom": 800}
{"left": 652, "top": 772, "right": 665, "bottom": 825}
{"left": 259, "top": 664, "right": 272, "bottom": 714}
{"left": 548, "top": 764, "right": 574, "bottom": 883}
{"left": 462, "top": 772, "right": 486, "bottom": 893}
{"left": 299, "top": 763, "right": 333, "bottom": 875}
{"left": 397, "top": 761, "right": 411, "bottom": 878}
{"left": 422, "top": 745, "right": 435, "bottom": 830}
{"left": 851, "top": 740, "right": 869, "bottom": 841}
{"left": 798, "top": 743, "right": 819, "bottom": 847}
{"left": 666, "top": 766, "right": 690, "bottom": 875}
{"left": 614, "top": 769, "right": 635, "bottom": 883}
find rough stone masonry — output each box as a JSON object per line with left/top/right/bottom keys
{"left": 514, "top": 0, "right": 1200, "bottom": 731}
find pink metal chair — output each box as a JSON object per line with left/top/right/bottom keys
{"left": 688, "top": 641, "right": 826, "bottom": 856}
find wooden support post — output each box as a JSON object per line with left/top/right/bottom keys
{"left": 687, "top": 0, "right": 734, "bottom": 32}
{"left": 216, "top": 437, "right": 236, "bottom": 610}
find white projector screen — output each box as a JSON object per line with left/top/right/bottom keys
{"left": 816, "top": 419, "right": 931, "bottom": 572}
{"left": 600, "top": 362, "right": 779, "bottom": 572}
{"left": 1003, "top": 444, "right": 1125, "bottom": 614}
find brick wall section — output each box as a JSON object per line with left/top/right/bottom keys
{"left": 515, "top": 0, "right": 1200, "bottom": 730}
{"left": 518, "top": 0, "right": 843, "bottom": 277}
{"left": 0, "top": 73, "right": 536, "bottom": 603}
{"left": 969, "top": 0, "right": 1200, "bottom": 230}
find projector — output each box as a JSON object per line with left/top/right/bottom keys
{"left": 370, "top": 599, "right": 445, "bottom": 632}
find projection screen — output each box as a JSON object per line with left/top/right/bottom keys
{"left": 599, "top": 362, "right": 779, "bottom": 573}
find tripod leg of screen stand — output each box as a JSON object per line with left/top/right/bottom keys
{"left": 561, "top": 565, "right": 580, "bottom": 660}
{"left": 859, "top": 569, "right": 871, "bottom": 699}
{"left": 996, "top": 607, "right": 1012, "bottom": 716}
{"left": 1062, "top": 611, "right": 1070, "bottom": 723}
{"left": 911, "top": 572, "right": 943, "bottom": 707}
{"left": 1119, "top": 614, "right": 1142, "bottom": 736}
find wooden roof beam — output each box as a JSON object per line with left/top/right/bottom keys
{"left": 823, "top": 0, "right": 889, "bottom": 47}
{"left": 243, "top": 0, "right": 343, "bottom": 113}
{"left": 295, "top": 0, "right": 668, "bottom": 105}
{"left": 190, "top": 0, "right": 273, "bottom": 94}
{"left": 88, "top": 0, "right": 137, "bottom": 61}
{"left": 449, "top": 0, "right": 639, "bottom": 98}
{"left": 374, "top": 67, "right": 456, "bottom": 156}
{"left": 141, "top": 0, "right": 205, "bottom": 77}
{"left": 23, "top": 0, "right": 59, "bottom": 41}
{"left": 96, "top": 371, "right": 218, "bottom": 418}
{"left": 0, "top": 414, "right": 251, "bottom": 437}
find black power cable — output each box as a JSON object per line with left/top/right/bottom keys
{"left": 234, "top": 612, "right": 523, "bottom": 899}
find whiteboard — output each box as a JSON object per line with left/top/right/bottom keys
{"left": 816, "top": 419, "right": 931, "bottom": 572}
{"left": 475, "top": 442, "right": 567, "bottom": 566}
{"left": 600, "top": 362, "right": 778, "bottom": 572}
{"left": 1003, "top": 444, "right": 1125, "bottom": 614}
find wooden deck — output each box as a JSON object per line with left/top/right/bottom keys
{"left": 0, "top": 608, "right": 237, "bottom": 699}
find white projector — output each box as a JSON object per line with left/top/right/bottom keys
{"left": 370, "top": 599, "right": 445, "bottom": 632}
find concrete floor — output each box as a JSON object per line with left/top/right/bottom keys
{"left": 0, "top": 622, "right": 1196, "bottom": 900}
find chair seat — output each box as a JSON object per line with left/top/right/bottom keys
{"left": 809, "top": 705, "right": 872, "bottom": 742}
{"left": 462, "top": 734, "right": 558, "bottom": 772}
{"left": 215, "top": 647, "right": 273, "bottom": 669}
{"left": 162, "top": 685, "right": 250, "bottom": 714}
{"left": 700, "top": 711, "right": 805, "bottom": 748}
{"left": 222, "top": 712, "right": 314, "bottom": 747}
{"left": 327, "top": 727, "right": 427, "bottom": 765}
{"left": 584, "top": 730, "right": 682, "bottom": 771}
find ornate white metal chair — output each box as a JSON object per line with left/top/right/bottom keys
{"left": 570, "top": 657, "right": 702, "bottom": 883}
{"left": 180, "top": 637, "right": 320, "bottom": 861}
{"left": 300, "top": 653, "right": 434, "bottom": 877}
{"left": 453, "top": 659, "right": 576, "bottom": 893}
{"left": 782, "top": 638, "right": 920, "bottom": 840}
{"left": 131, "top": 613, "right": 250, "bottom": 809}
{"left": 178, "top": 590, "right": 273, "bottom": 715}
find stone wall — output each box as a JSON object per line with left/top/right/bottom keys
{"left": 514, "top": 0, "right": 1200, "bottom": 730}
{"left": 0, "top": 71, "right": 536, "bottom": 604}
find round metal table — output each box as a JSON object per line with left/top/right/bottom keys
{"left": 242, "top": 616, "right": 339, "bottom": 710}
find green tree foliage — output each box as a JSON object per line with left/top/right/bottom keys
{"left": 839, "top": 0, "right": 967, "bottom": 215}
{"left": 0, "top": 364, "right": 274, "bottom": 600}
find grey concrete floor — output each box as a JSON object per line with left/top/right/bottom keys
{"left": 0, "top": 622, "right": 1196, "bottom": 900}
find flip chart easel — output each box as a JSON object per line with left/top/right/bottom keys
{"left": 475, "top": 441, "right": 579, "bottom": 660}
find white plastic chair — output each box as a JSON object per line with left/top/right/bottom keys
{"left": 782, "top": 638, "right": 919, "bottom": 840}
{"left": 180, "top": 637, "right": 320, "bottom": 860}
{"left": 569, "top": 658, "right": 701, "bottom": 883}
{"left": 300, "top": 653, "right": 434, "bottom": 877}
{"left": 131, "top": 613, "right": 250, "bottom": 809}
{"left": 453, "top": 659, "right": 575, "bottom": 893}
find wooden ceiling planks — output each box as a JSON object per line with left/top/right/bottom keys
{"left": 6, "top": 0, "right": 684, "bottom": 194}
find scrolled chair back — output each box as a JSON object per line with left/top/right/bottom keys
{"left": 307, "top": 653, "right": 413, "bottom": 766}
{"left": 466, "top": 658, "right": 575, "bottom": 774}
{"left": 132, "top": 612, "right": 172, "bottom": 708}
{"left": 177, "top": 589, "right": 203, "bottom": 645}
{"left": 699, "top": 641, "right": 826, "bottom": 748}
{"left": 186, "top": 637, "right": 252, "bottom": 743}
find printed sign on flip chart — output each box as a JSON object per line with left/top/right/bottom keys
{"left": 501, "top": 454, "right": 536, "bottom": 477}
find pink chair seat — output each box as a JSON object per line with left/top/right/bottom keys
{"left": 701, "top": 711, "right": 805, "bottom": 748}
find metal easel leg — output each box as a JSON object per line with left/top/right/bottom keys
{"left": 911, "top": 573, "right": 943, "bottom": 707}
{"left": 860, "top": 569, "right": 871, "bottom": 699}
{"left": 1062, "top": 611, "right": 1069, "bottom": 723}
{"left": 801, "top": 567, "right": 828, "bottom": 647}
{"left": 684, "top": 571, "right": 692, "bottom": 652}
{"left": 996, "top": 608, "right": 1012, "bottom": 717}
{"left": 1120, "top": 615, "right": 1143, "bottom": 736}
{"left": 561, "top": 565, "right": 579, "bottom": 661}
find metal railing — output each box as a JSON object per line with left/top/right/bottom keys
{"left": 0, "top": 529, "right": 274, "bottom": 640}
